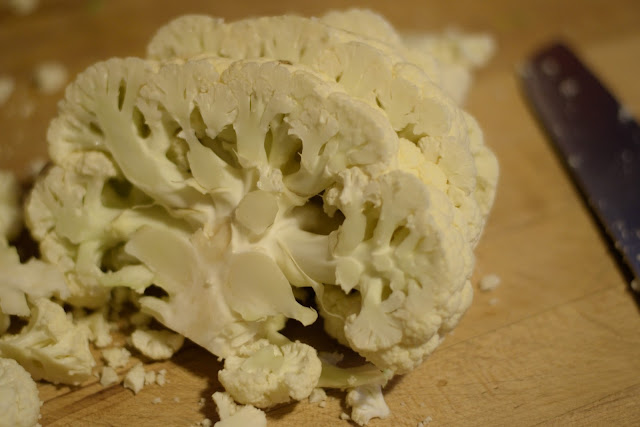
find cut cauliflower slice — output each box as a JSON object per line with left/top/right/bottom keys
{"left": 0, "top": 357, "right": 42, "bottom": 427}
{"left": 212, "top": 391, "right": 267, "bottom": 427}
{"left": 0, "top": 298, "right": 95, "bottom": 385}
{"left": 218, "top": 340, "right": 322, "bottom": 408}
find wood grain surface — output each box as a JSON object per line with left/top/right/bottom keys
{"left": 2, "top": 1, "right": 640, "bottom": 426}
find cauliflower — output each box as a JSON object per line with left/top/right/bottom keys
{"left": 346, "top": 384, "right": 390, "bottom": 426}
{"left": 101, "top": 346, "right": 131, "bottom": 368}
{"left": 0, "top": 298, "right": 95, "bottom": 385}
{"left": 74, "top": 308, "right": 113, "bottom": 347}
{"left": 23, "top": 8, "right": 498, "bottom": 413}
{"left": 0, "top": 357, "right": 42, "bottom": 427}
{"left": 218, "top": 340, "right": 322, "bottom": 408}
{"left": 212, "top": 391, "right": 267, "bottom": 427}
{"left": 130, "top": 328, "right": 184, "bottom": 360}
{"left": 123, "top": 362, "right": 145, "bottom": 394}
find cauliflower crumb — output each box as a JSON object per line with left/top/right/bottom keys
{"left": 0, "top": 358, "right": 42, "bottom": 427}
{"left": 212, "top": 392, "right": 267, "bottom": 427}
{"left": 152, "top": 397, "right": 162, "bottom": 404}
{"left": 479, "top": 274, "right": 501, "bottom": 291}
{"left": 308, "top": 387, "right": 327, "bottom": 404}
{"left": 33, "top": 61, "right": 68, "bottom": 94}
{"left": 417, "top": 415, "right": 433, "bottom": 426}
{"left": 0, "top": 76, "right": 15, "bottom": 107}
{"left": 144, "top": 370, "right": 156, "bottom": 385}
{"left": 319, "top": 400, "right": 327, "bottom": 408}
{"left": 156, "top": 369, "right": 167, "bottom": 386}
{"left": 124, "top": 363, "right": 145, "bottom": 394}
{"left": 201, "top": 419, "right": 212, "bottom": 427}
{"left": 199, "top": 397, "right": 206, "bottom": 407}
{"left": 631, "top": 280, "right": 639, "bottom": 293}
{"left": 102, "top": 347, "right": 131, "bottom": 368}
{"left": 4, "top": 0, "right": 39, "bottom": 15}
{"left": 173, "top": 396, "right": 181, "bottom": 403}
{"left": 99, "top": 366, "right": 119, "bottom": 387}
{"left": 340, "top": 412, "right": 351, "bottom": 421}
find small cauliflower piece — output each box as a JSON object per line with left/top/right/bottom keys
{"left": 346, "top": 384, "right": 390, "bottom": 426}
{"left": 101, "top": 347, "right": 131, "bottom": 368}
{"left": 144, "top": 370, "right": 156, "bottom": 385}
{"left": 478, "top": 273, "right": 501, "bottom": 292}
{"left": 74, "top": 308, "right": 113, "bottom": 348}
{"left": 218, "top": 340, "right": 322, "bottom": 408}
{"left": 123, "top": 363, "right": 145, "bottom": 394}
{"left": 130, "top": 328, "right": 184, "bottom": 360}
{"left": 0, "top": 357, "right": 42, "bottom": 427}
{"left": 155, "top": 368, "right": 167, "bottom": 386}
{"left": 33, "top": 61, "right": 68, "bottom": 94}
{"left": 212, "top": 391, "right": 267, "bottom": 427}
{"left": 0, "top": 298, "right": 95, "bottom": 385}
{"left": 308, "top": 387, "right": 327, "bottom": 404}
{"left": 0, "top": 77, "right": 14, "bottom": 108}
{"left": 99, "top": 366, "right": 120, "bottom": 387}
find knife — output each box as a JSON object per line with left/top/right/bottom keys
{"left": 519, "top": 42, "right": 640, "bottom": 292}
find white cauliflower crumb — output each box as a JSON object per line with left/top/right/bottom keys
{"left": 152, "top": 397, "right": 162, "bottom": 404}
{"left": 212, "top": 392, "right": 267, "bottom": 427}
{"left": 155, "top": 368, "right": 167, "bottom": 386}
{"left": 101, "top": 347, "right": 131, "bottom": 368}
{"left": 131, "top": 328, "right": 184, "bottom": 360}
{"left": 340, "top": 412, "right": 351, "bottom": 421}
{"left": 308, "top": 387, "right": 327, "bottom": 404}
{"left": 4, "top": 0, "right": 39, "bottom": 15}
{"left": 144, "top": 370, "right": 156, "bottom": 385}
{"left": 0, "top": 357, "right": 42, "bottom": 427}
{"left": 99, "top": 366, "right": 119, "bottom": 387}
{"left": 346, "top": 384, "right": 390, "bottom": 425}
{"left": 479, "top": 274, "right": 501, "bottom": 292}
{"left": 199, "top": 397, "right": 206, "bottom": 407}
{"left": 417, "top": 415, "right": 433, "bottom": 426}
{"left": 75, "top": 309, "right": 113, "bottom": 348}
{"left": 124, "top": 363, "right": 145, "bottom": 394}
{"left": 201, "top": 419, "right": 212, "bottom": 427}
{"left": 173, "top": 396, "right": 181, "bottom": 403}
{"left": 0, "top": 76, "right": 15, "bottom": 107}
{"left": 319, "top": 401, "right": 327, "bottom": 408}
{"left": 33, "top": 61, "right": 68, "bottom": 94}
{"left": 631, "top": 280, "right": 639, "bottom": 293}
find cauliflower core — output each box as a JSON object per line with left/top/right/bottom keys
{"left": 23, "top": 8, "right": 498, "bottom": 412}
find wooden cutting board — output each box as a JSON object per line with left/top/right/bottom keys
{"left": 2, "top": 1, "right": 640, "bottom": 425}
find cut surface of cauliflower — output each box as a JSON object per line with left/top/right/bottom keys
{"left": 0, "top": 357, "right": 42, "bottom": 427}
{"left": 0, "top": 298, "right": 95, "bottom": 385}
{"left": 130, "top": 328, "right": 184, "bottom": 360}
{"left": 212, "top": 391, "right": 267, "bottom": 427}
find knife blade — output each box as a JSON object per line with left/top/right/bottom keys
{"left": 519, "top": 42, "right": 640, "bottom": 290}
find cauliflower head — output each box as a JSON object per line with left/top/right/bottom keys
{"left": 25, "top": 11, "right": 497, "bottom": 387}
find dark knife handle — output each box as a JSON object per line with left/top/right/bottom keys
{"left": 520, "top": 42, "right": 640, "bottom": 287}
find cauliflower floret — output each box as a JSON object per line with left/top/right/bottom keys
{"left": 130, "top": 328, "right": 184, "bottom": 360}
{"left": 218, "top": 340, "right": 322, "bottom": 408}
{"left": 0, "top": 357, "right": 42, "bottom": 427}
{"left": 346, "top": 384, "right": 390, "bottom": 426}
{"left": 0, "top": 298, "right": 95, "bottom": 385}
{"left": 212, "top": 391, "right": 267, "bottom": 427}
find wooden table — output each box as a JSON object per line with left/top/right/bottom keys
{"left": 2, "top": 1, "right": 640, "bottom": 425}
